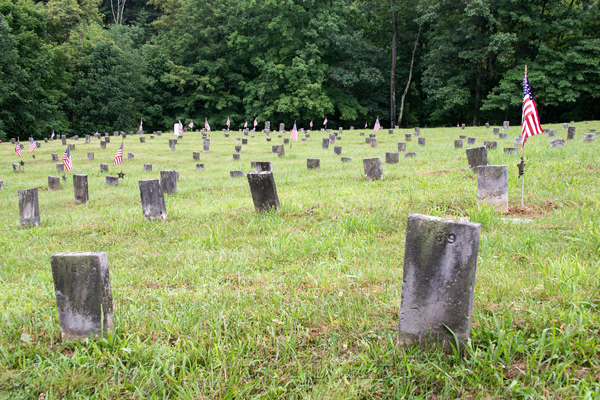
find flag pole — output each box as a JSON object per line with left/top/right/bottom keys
{"left": 521, "top": 64, "right": 528, "bottom": 207}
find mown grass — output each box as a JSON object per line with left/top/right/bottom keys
{"left": 0, "top": 124, "right": 599, "bottom": 399}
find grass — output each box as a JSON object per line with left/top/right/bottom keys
{"left": 0, "top": 124, "right": 599, "bottom": 399}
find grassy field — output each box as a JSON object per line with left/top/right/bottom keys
{"left": 0, "top": 124, "right": 599, "bottom": 399}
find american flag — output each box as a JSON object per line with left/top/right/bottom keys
{"left": 139, "top": 118, "right": 143, "bottom": 132}
{"left": 29, "top": 137, "right": 36, "bottom": 152}
{"left": 290, "top": 122, "right": 298, "bottom": 141}
{"left": 323, "top": 117, "right": 328, "bottom": 126}
{"left": 51, "top": 131, "right": 55, "bottom": 139}
{"left": 189, "top": 120, "right": 194, "bottom": 129}
{"left": 113, "top": 142, "right": 123, "bottom": 166}
{"left": 204, "top": 118, "right": 211, "bottom": 132}
{"left": 253, "top": 118, "right": 258, "bottom": 127}
{"left": 244, "top": 120, "right": 248, "bottom": 129}
{"left": 178, "top": 120, "right": 183, "bottom": 135}
{"left": 309, "top": 120, "right": 313, "bottom": 129}
{"left": 226, "top": 117, "right": 230, "bottom": 129}
{"left": 365, "top": 121, "right": 368, "bottom": 129}
{"left": 15, "top": 141, "right": 21, "bottom": 157}
{"left": 62, "top": 147, "right": 72, "bottom": 171}
{"left": 521, "top": 74, "right": 543, "bottom": 147}
{"left": 374, "top": 117, "right": 381, "bottom": 133}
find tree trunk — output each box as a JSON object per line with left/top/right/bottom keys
{"left": 472, "top": 58, "right": 482, "bottom": 127}
{"left": 389, "top": 1, "right": 397, "bottom": 128}
{"left": 398, "top": 25, "right": 421, "bottom": 128}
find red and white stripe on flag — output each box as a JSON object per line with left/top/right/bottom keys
{"left": 114, "top": 143, "right": 123, "bottom": 166}
{"left": 290, "top": 123, "right": 298, "bottom": 141}
{"left": 62, "top": 147, "right": 72, "bottom": 171}
{"left": 521, "top": 75, "right": 543, "bottom": 147}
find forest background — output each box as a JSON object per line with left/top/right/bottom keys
{"left": 1, "top": 0, "right": 599, "bottom": 140}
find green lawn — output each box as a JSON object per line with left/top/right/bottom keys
{"left": 0, "top": 124, "right": 599, "bottom": 399}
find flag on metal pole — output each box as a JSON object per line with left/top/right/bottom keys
{"left": 15, "top": 141, "right": 22, "bottom": 157}
{"left": 28, "top": 137, "right": 36, "bottom": 153}
{"left": 374, "top": 117, "right": 381, "bottom": 133}
{"left": 226, "top": 117, "right": 230, "bottom": 129}
{"left": 113, "top": 142, "right": 123, "bottom": 166}
{"left": 204, "top": 118, "right": 211, "bottom": 132}
{"left": 253, "top": 118, "right": 258, "bottom": 128}
{"left": 309, "top": 120, "right": 313, "bottom": 130}
{"left": 62, "top": 147, "right": 72, "bottom": 171}
{"left": 189, "top": 120, "right": 194, "bottom": 129}
{"left": 244, "top": 120, "right": 248, "bottom": 129}
{"left": 323, "top": 117, "right": 328, "bottom": 127}
{"left": 290, "top": 122, "right": 298, "bottom": 141}
{"left": 139, "top": 118, "right": 143, "bottom": 132}
{"left": 51, "top": 131, "right": 55, "bottom": 139}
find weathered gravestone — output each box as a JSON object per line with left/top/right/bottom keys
{"left": 272, "top": 145, "right": 285, "bottom": 157}
{"left": 196, "top": 163, "right": 205, "bottom": 171}
{"left": 503, "top": 121, "right": 509, "bottom": 130}
{"left": 550, "top": 139, "right": 565, "bottom": 148}
{"left": 247, "top": 171, "right": 280, "bottom": 212}
{"left": 388, "top": 129, "right": 394, "bottom": 135}
{"left": 341, "top": 157, "right": 353, "bottom": 162}
{"left": 418, "top": 137, "right": 426, "bottom": 146}
{"left": 498, "top": 133, "right": 507, "bottom": 139}
{"left": 398, "top": 214, "right": 480, "bottom": 350}
{"left": 105, "top": 136, "right": 110, "bottom": 144}
{"left": 242, "top": 138, "right": 248, "bottom": 145}
{"left": 465, "top": 146, "right": 488, "bottom": 172}
{"left": 18, "top": 188, "right": 40, "bottom": 227}
{"left": 333, "top": 146, "right": 342, "bottom": 155}
{"left": 398, "top": 142, "right": 407, "bottom": 151}
{"left": 50, "top": 252, "right": 114, "bottom": 341}
{"left": 563, "top": 123, "right": 568, "bottom": 129}
{"left": 0, "top": 181, "right": 3, "bottom": 190}
{"left": 169, "top": 139, "right": 177, "bottom": 151}
{"left": 329, "top": 134, "right": 336, "bottom": 144}
{"left": 405, "top": 152, "right": 416, "bottom": 158}
{"left": 100, "top": 164, "right": 108, "bottom": 172}
{"left": 363, "top": 157, "right": 383, "bottom": 180}
{"left": 307, "top": 159, "right": 320, "bottom": 169}
{"left": 144, "top": 164, "right": 152, "bottom": 172}
{"left": 454, "top": 139, "right": 463, "bottom": 149}
{"left": 73, "top": 175, "right": 89, "bottom": 204}
{"left": 69, "top": 144, "right": 75, "bottom": 151}
{"left": 127, "top": 152, "right": 134, "bottom": 160}
{"left": 233, "top": 154, "right": 240, "bottom": 161}
{"left": 86, "top": 135, "right": 90, "bottom": 143}
{"left": 584, "top": 134, "right": 595, "bottom": 143}
{"left": 56, "top": 163, "right": 64, "bottom": 173}
{"left": 100, "top": 140, "right": 106, "bottom": 149}
{"left": 87, "top": 152, "right": 94, "bottom": 161}
{"left": 503, "top": 147, "right": 518, "bottom": 155}
{"left": 461, "top": 124, "right": 466, "bottom": 130}
{"left": 283, "top": 138, "right": 290, "bottom": 145}
{"left": 477, "top": 165, "right": 508, "bottom": 212}
{"left": 193, "top": 151, "right": 200, "bottom": 160}
{"left": 386, "top": 152, "right": 399, "bottom": 164}
{"left": 493, "top": 128, "right": 499, "bottom": 135}
{"left": 370, "top": 138, "right": 378, "bottom": 148}
{"left": 405, "top": 133, "right": 412, "bottom": 141}
{"left": 62, "top": 136, "right": 67, "bottom": 145}
{"left": 514, "top": 137, "right": 522, "bottom": 146}
{"left": 459, "top": 135, "right": 467, "bottom": 140}
{"left": 483, "top": 140, "right": 497, "bottom": 150}
{"left": 139, "top": 179, "right": 167, "bottom": 220}
{"left": 52, "top": 153, "right": 59, "bottom": 162}
{"left": 12, "top": 163, "right": 21, "bottom": 172}
{"left": 414, "top": 127, "right": 420, "bottom": 136}
{"left": 467, "top": 137, "right": 476, "bottom": 145}
{"left": 567, "top": 126, "right": 576, "bottom": 140}
{"left": 203, "top": 140, "right": 210, "bottom": 152}
{"left": 485, "top": 122, "right": 490, "bottom": 129}
{"left": 234, "top": 145, "right": 241, "bottom": 153}
{"left": 365, "top": 137, "right": 372, "bottom": 145}
{"left": 106, "top": 176, "right": 119, "bottom": 186}
{"left": 230, "top": 170, "right": 244, "bottom": 178}
{"left": 48, "top": 176, "right": 60, "bottom": 191}
{"left": 548, "top": 130, "right": 556, "bottom": 137}
{"left": 279, "top": 123, "right": 285, "bottom": 132}
{"left": 160, "top": 170, "right": 179, "bottom": 194}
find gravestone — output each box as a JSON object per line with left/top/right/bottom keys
{"left": 337, "top": 136, "right": 342, "bottom": 141}
{"left": 398, "top": 142, "right": 407, "bottom": 151}
{"left": 100, "top": 164, "right": 108, "bottom": 173}
{"left": 160, "top": 170, "right": 179, "bottom": 194}
{"left": 56, "top": 163, "right": 64, "bottom": 173}
{"left": 418, "top": 137, "right": 426, "bottom": 146}
{"left": 461, "top": 124, "right": 466, "bottom": 130}
{"left": 339, "top": 127, "right": 343, "bottom": 135}
{"left": 36, "top": 141, "right": 41, "bottom": 148}
{"left": 50, "top": 252, "right": 114, "bottom": 341}
{"left": 503, "top": 121, "right": 509, "bottom": 130}
{"left": 584, "top": 134, "right": 595, "bottom": 143}
{"left": 87, "top": 152, "right": 94, "bottom": 161}
{"left": 369, "top": 133, "right": 376, "bottom": 138}
{"left": 169, "top": 139, "right": 177, "bottom": 151}
{"left": 144, "top": 164, "right": 152, "bottom": 172}
{"left": 279, "top": 123, "right": 285, "bottom": 132}
{"left": 85, "top": 135, "right": 90, "bottom": 143}
{"left": 140, "top": 136, "right": 145, "bottom": 143}
{"left": 307, "top": 158, "right": 320, "bottom": 169}
{"left": 105, "top": 137, "right": 110, "bottom": 144}
{"left": 454, "top": 139, "right": 463, "bottom": 149}
{"left": 106, "top": 176, "right": 119, "bottom": 186}
{"left": 52, "top": 153, "right": 58, "bottom": 162}
{"left": 48, "top": 176, "right": 60, "bottom": 191}
{"left": 370, "top": 138, "right": 378, "bottom": 148}
{"left": 414, "top": 127, "right": 420, "bottom": 136}
{"left": 247, "top": 171, "right": 280, "bottom": 212}
{"left": 514, "top": 137, "right": 522, "bottom": 146}
{"left": 62, "top": 137, "right": 67, "bottom": 145}
{"left": 266, "top": 137, "right": 272, "bottom": 142}
{"left": 550, "top": 139, "right": 565, "bottom": 148}
{"left": 127, "top": 152, "right": 134, "bottom": 160}
{"left": 18, "top": 188, "right": 40, "bottom": 227}
{"left": 69, "top": 144, "right": 75, "bottom": 151}
{"left": 493, "top": 128, "right": 499, "bottom": 135}
{"left": 503, "top": 147, "right": 518, "bottom": 155}
{"left": 365, "top": 138, "right": 372, "bottom": 145}
{"left": 404, "top": 152, "right": 416, "bottom": 158}
{"left": 329, "top": 134, "right": 336, "bottom": 144}
{"left": 20, "top": 144, "right": 24, "bottom": 149}
{"left": 150, "top": 135, "right": 155, "bottom": 140}
{"left": 562, "top": 123, "right": 568, "bottom": 129}
{"left": 548, "top": 130, "right": 556, "bottom": 137}
{"left": 485, "top": 122, "right": 490, "bottom": 129}
{"left": 233, "top": 153, "right": 240, "bottom": 161}
{"left": 242, "top": 138, "right": 248, "bottom": 145}
{"left": 0, "top": 181, "right": 3, "bottom": 190}
{"left": 360, "top": 132, "right": 365, "bottom": 136}
{"left": 196, "top": 163, "right": 205, "bottom": 171}
{"left": 10, "top": 138, "right": 15, "bottom": 144}
{"left": 477, "top": 165, "right": 508, "bottom": 212}
{"left": 13, "top": 163, "right": 20, "bottom": 172}
{"left": 363, "top": 157, "right": 383, "bottom": 180}
{"left": 333, "top": 146, "right": 342, "bottom": 155}
{"left": 234, "top": 145, "right": 241, "bottom": 153}
{"left": 100, "top": 140, "right": 106, "bottom": 149}
{"left": 265, "top": 121, "right": 270, "bottom": 131}
{"left": 230, "top": 170, "right": 243, "bottom": 178}
{"left": 483, "top": 140, "right": 497, "bottom": 150}
{"left": 405, "top": 134, "right": 412, "bottom": 141}
{"left": 73, "top": 175, "right": 89, "bottom": 204}
{"left": 301, "top": 138, "right": 307, "bottom": 142}
{"left": 465, "top": 146, "right": 488, "bottom": 172}
{"left": 283, "top": 138, "right": 290, "bottom": 145}
{"left": 567, "top": 126, "right": 575, "bottom": 140}
{"left": 192, "top": 151, "right": 201, "bottom": 160}
{"left": 388, "top": 129, "right": 394, "bottom": 135}
{"left": 467, "top": 137, "right": 476, "bottom": 145}
{"left": 341, "top": 157, "right": 353, "bottom": 162}
{"left": 385, "top": 152, "right": 399, "bottom": 164}
{"left": 498, "top": 133, "right": 507, "bottom": 139}
{"left": 398, "top": 214, "right": 480, "bottom": 350}
{"left": 44, "top": 138, "right": 48, "bottom": 143}
{"left": 459, "top": 135, "right": 467, "bottom": 140}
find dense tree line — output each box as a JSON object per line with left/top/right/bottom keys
{"left": 1, "top": 0, "right": 599, "bottom": 140}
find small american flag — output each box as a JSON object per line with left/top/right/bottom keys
{"left": 51, "top": 131, "right": 55, "bottom": 139}
{"left": 178, "top": 120, "right": 183, "bottom": 135}
{"left": 15, "top": 141, "right": 22, "bottom": 157}
{"left": 226, "top": 117, "right": 230, "bottom": 128}
{"left": 323, "top": 117, "right": 328, "bottom": 126}
{"left": 139, "top": 118, "right": 143, "bottom": 132}
{"left": 189, "top": 120, "right": 194, "bottom": 129}
{"left": 253, "top": 118, "right": 258, "bottom": 127}
{"left": 309, "top": 120, "right": 313, "bottom": 129}
{"left": 113, "top": 142, "right": 123, "bottom": 166}
{"left": 29, "top": 137, "right": 36, "bottom": 152}
{"left": 521, "top": 74, "right": 543, "bottom": 147}
{"left": 62, "top": 147, "right": 72, "bottom": 171}
{"left": 244, "top": 120, "right": 248, "bottom": 129}
{"left": 374, "top": 117, "right": 381, "bottom": 133}
{"left": 204, "top": 118, "right": 210, "bottom": 132}
{"left": 290, "top": 122, "right": 298, "bottom": 141}
{"left": 365, "top": 122, "right": 368, "bottom": 129}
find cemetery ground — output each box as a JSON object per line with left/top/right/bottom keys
{"left": 0, "top": 124, "right": 599, "bottom": 399}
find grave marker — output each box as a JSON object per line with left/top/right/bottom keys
{"left": 100, "top": 164, "right": 108, "bottom": 173}
{"left": 160, "top": 170, "right": 179, "bottom": 194}
{"left": 196, "top": 163, "right": 205, "bottom": 171}
{"left": 398, "top": 142, "right": 407, "bottom": 151}
{"left": 333, "top": 146, "right": 342, "bottom": 155}
{"left": 567, "top": 126, "right": 575, "bottom": 140}
{"left": 477, "top": 165, "right": 508, "bottom": 212}
{"left": 169, "top": 139, "right": 177, "bottom": 151}
{"left": 48, "top": 176, "right": 60, "bottom": 191}
{"left": 503, "top": 147, "right": 518, "bottom": 155}
{"left": 385, "top": 152, "right": 399, "bottom": 164}
{"left": 247, "top": 171, "right": 281, "bottom": 212}
{"left": 363, "top": 157, "right": 383, "bottom": 180}
{"left": 73, "top": 175, "right": 89, "bottom": 204}
{"left": 106, "top": 176, "right": 119, "bottom": 186}
{"left": 18, "top": 188, "right": 40, "bottom": 227}
{"left": 230, "top": 170, "right": 243, "bottom": 178}
{"left": 465, "top": 146, "right": 488, "bottom": 172}
{"left": 87, "top": 152, "right": 94, "bottom": 161}
{"left": 418, "top": 137, "right": 426, "bottom": 146}
{"left": 144, "top": 164, "right": 152, "bottom": 172}
{"left": 307, "top": 158, "right": 320, "bottom": 169}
